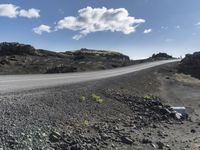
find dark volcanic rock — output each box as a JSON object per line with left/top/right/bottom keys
{"left": 0, "top": 42, "right": 37, "bottom": 56}
{"left": 105, "top": 90, "right": 181, "bottom": 127}
{"left": 72, "top": 48, "right": 130, "bottom": 62}
{"left": 121, "top": 136, "right": 134, "bottom": 144}
{"left": 150, "top": 52, "right": 173, "bottom": 60}
{"left": 190, "top": 129, "right": 196, "bottom": 133}
{"left": 46, "top": 65, "right": 77, "bottom": 73}
{"left": 0, "top": 42, "right": 132, "bottom": 74}
{"left": 179, "top": 52, "right": 200, "bottom": 79}
{"left": 156, "top": 141, "right": 164, "bottom": 149}
{"left": 141, "top": 138, "right": 152, "bottom": 144}
{"left": 49, "top": 131, "right": 62, "bottom": 142}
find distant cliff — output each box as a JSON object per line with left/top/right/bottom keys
{"left": 0, "top": 42, "right": 131, "bottom": 74}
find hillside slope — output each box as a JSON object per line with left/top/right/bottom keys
{"left": 0, "top": 42, "right": 131, "bottom": 74}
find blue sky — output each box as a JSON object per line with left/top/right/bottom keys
{"left": 0, "top": 0, "right": 200, "bottom": 59}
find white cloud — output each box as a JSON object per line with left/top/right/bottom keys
{"left": 176, "top": 25, "right": 180, "bottom": 29}
{"left": 0, "top": 4, "right": 40, "bottom": 18}
{"left": 19, "top": 8, "right": 40, "bottom": 18}
{"left": 195, "top": 22, "right": 200, "bottom": 26}
{"left": 33, "top": 25, "right": 51, "bottom": 35}
{"left": 0, "top": 4, "right": 19, "bottom": 18}
{"left": 56, "top": 7, "right": 145, "bottom": 40}
{"left": 143, "top": 28, "right": 152, "bottom": 34}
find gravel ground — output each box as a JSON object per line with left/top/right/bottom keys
{"left": 0, "top": 62, "right": 200, "bottom": 150}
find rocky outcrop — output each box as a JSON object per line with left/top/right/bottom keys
{"left": 179, "top": 52, "right": 200, "bottom": 79}
{"left": 67, "top": 48, "right": 130, "bottom": 62}
{"left": 150, "top": 52, "right": 173, "bottom": 60}
{"left": 0, "top": 42, "right": 38, "bottom": 56}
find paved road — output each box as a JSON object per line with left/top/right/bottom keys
{"left": 0, "top": 59, "right": 180, "bottom": 93}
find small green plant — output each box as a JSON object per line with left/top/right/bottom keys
{"left": 83, "top": 120, "right": 89, "bottom": 126}
{"left": 79, "top": 96, "right": 86, "bottom": 102}
{"left": 92, "top": 93, "right": 103, "bottom": 104}
{"left": 143, "top": 95, "right": 152, "bottom": 101}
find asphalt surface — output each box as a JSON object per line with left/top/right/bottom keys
{"left": 0, "top": 59, "right": 179, "bottom": 93}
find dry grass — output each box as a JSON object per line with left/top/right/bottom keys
{"left": 175, "top": 73, "right": 200, "bottom": 85}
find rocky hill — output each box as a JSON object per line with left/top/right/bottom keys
{"left": 0, "top": 42, "right": 37, "bottom": 56}
{"left": 179, "top": 52, "right": 200, "bottom": 79}
{"left": 0, "top": 42, "right": 131, "bottom": 74}
{"left": 150, "top": 52, "right": 173, "bottom": 60}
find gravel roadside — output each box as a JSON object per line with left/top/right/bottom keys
{"left": 0, "top": 62, "right": 200, "bottom": 150}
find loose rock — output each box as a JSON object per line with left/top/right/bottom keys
{"left": 121, "top": 136, "right": 134, "bottom": 144}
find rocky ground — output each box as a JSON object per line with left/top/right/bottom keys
{"left": 0, "top": 62, "right": 200, "bottom": 150}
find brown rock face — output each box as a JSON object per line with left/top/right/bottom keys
{"left": 179, "top": 52, "right": 200, "bottom": 79}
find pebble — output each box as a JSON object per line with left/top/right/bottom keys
{"left": 111, "top": 143, "right": 115, "bottom": 147}
{"left": 121, "top": 136, "right": 134, "bottom": 144}
{"left": 70, "top": 144, "right": 81, "bottom": 150}
{"left": 141, "top": 138, "right": 152, "bottom": 144}
{"left": 191, "top": 129, "right": 196, "bottom": 133}
{"left": 49, "top": 131, "right": 61, "bottom": 142}
{"left": 156, "top": 141, "right": 164, "bottom": 149}
{"left": 151, "top": 143, "right": 157, "bottom": 148}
